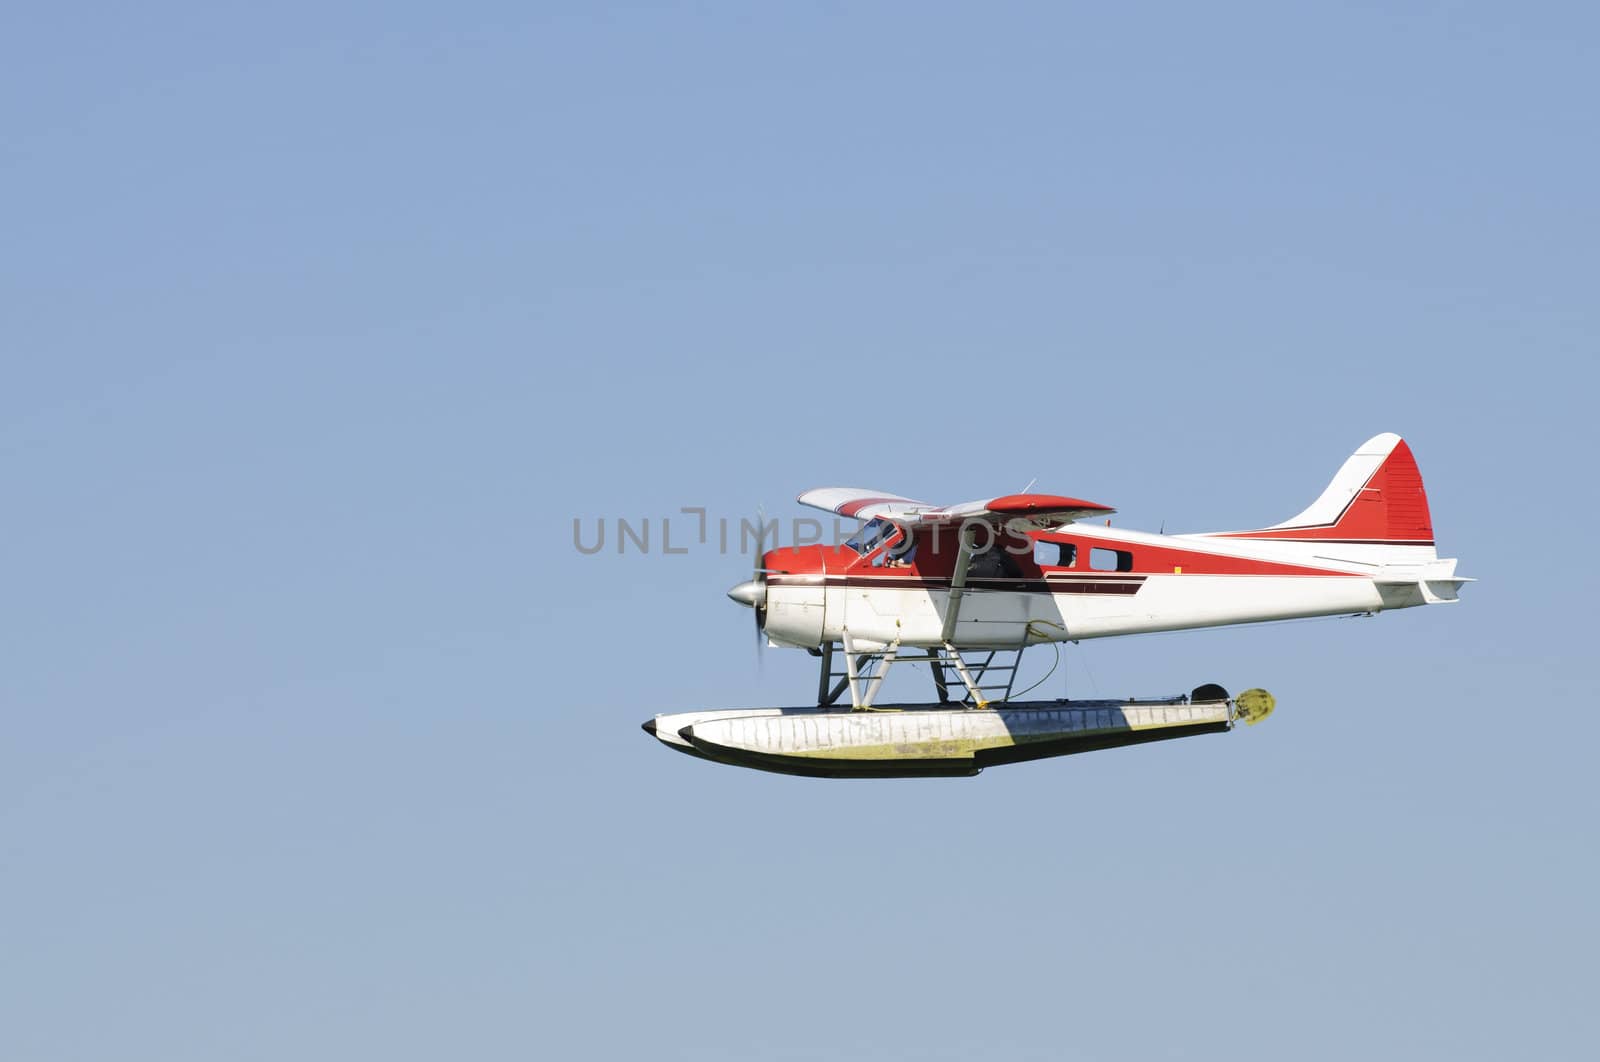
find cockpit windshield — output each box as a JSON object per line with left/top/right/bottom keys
{"left": 846, "top": 518, "right": 918, "bottom": 567}
{"left": 845, "top": 518, "right": 894, "bottom": 556}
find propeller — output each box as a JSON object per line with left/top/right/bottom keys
{"left": 752, "top": 505, "right": 769, "bottom": 668}
{"left": 726, "top": 505, "right": 773, "bottom": 669}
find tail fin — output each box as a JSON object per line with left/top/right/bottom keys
{"left": 1220, "top": 433, "right": 1435, "bottom": 546}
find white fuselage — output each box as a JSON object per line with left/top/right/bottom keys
{"left": 762, "top": 525, "right": 1461, "bottom": 651}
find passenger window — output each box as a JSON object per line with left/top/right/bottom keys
{"left": 1033, "top": 541, "right": 1076, "bottom": 567}
{"left": 1090, "top": 547, "right": 1133, "bottom": 572}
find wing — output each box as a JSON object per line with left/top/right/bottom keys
{"left": 797, "top": 488, "right": 1114, "bottom": 530}
{"left": 793, "top": 488, "right": 935, "bottom": 522}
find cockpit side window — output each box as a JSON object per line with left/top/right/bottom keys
{"left": 879, "top": 534, "right": 917, "bottom": 568}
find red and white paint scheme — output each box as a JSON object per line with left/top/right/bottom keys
{"left": 646, "top": 433, "right": 1464, "bottom": 776}
{"left": 732, "top": 433, "right": 1465, "bottom": 660}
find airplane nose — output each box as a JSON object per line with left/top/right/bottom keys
{"left": 727, "top": 579, "right": 763, "bottom": 608}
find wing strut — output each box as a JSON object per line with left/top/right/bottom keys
{"left": 939, "top": 523, "right": 979, "bottom": 644}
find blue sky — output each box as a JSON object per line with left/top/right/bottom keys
{"left": 3, "top": 3, "right": 1596, "bottom": 1059}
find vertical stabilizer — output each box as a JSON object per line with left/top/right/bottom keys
{"left": 1217, "top": 433, "right": 1434, "bottom": 545}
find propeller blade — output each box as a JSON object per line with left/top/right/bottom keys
{"left": 754, "top": 605, "right": 765, "bottom": 670}
{"left": 749, "top": 504, "right": 770, "bottom": 672}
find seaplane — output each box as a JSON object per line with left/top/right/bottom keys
{"left": 643, "top": 433, "right": 1466, "bottom": 778}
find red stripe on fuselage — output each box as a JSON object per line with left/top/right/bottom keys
{"left": 766, "top": 574, "right": 1148, "bottom": 596}
{"left": 760, "top": 532, "right": 1372, "bottom": 582}
{"left": 1037, "top": 531, "right": 1363, "bottom": 578}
